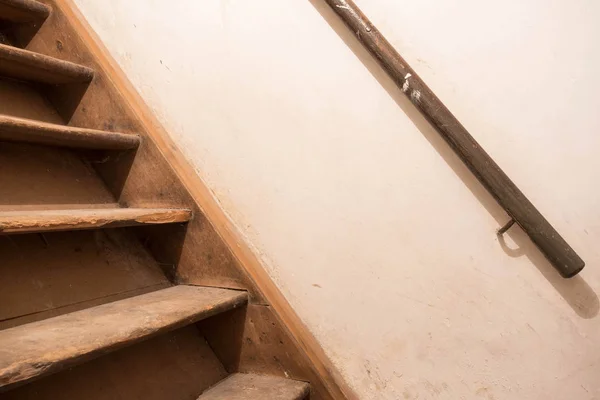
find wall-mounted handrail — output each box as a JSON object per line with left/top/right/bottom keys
{"left": 324, "top": 0, "right": 584, "bottom": 278}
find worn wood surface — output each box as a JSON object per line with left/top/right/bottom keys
{"left": 0, "top": 229, "right": 169, "bottom": 327}
{"left": 1, "top": 326, "right": 229, "bottom": 400}
{"left": 0, "top": 78, "right": 62, "bottom": 122}
{"left": 325, "top": 0, "right": 584, "bottom": 278}
{"left": 0, "top": 0, "right": 48, "bottom": 47}
{"left": 0, "top": 143, "right": 118, "bottom": 208}
{"left": 0, "top": 283, "right": 171, "bottom": 331}
{"left": 36, "top": 1, "right": 356, "bottom": 398}
{"left": 0, "top": 207, "right": 192, "bottom": 233}
{"left": 0, "top": 0, "right": 49, "bottom": 23}
{"left": 199, "top": 305, "right": 335, "bottom": 400}
{"left": 0, "top": 3, "right": 310, "bottom": 399}
{"left": 0, "top": 114, "right": 140, "bottom": 149}
{"left": 34, "top": 0, "right": 265, "bottom": 301}
{"left": 0, "top": 285, "right": 248, "bottom": 391}
{"left": 0, "top": 43, "right": 93, "bottom": 84}
{"left": 197, "top": 373, "right": 309, "bottom": 400}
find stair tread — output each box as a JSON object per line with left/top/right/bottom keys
{"left": 0, "top": 114, "right": 140, "bottom": 149}
{"left": 198, "top": 374, "right": 310, "bottom": 400}
{"left": 0, "top": 43, "right": 93, "bottom": 84}
{"left": 0, "top": 208, "right": 192, "bottom": 234}
{"left": 0, "top": 0, "right": 50, "bottom": 23}
{"left": 0, "top": 285, "right": 248, "bottom": 390}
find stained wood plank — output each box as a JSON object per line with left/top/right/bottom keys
{"left": 199, "top": 305, "right": 333, "bottom": 400}
{"left": 0, "top": 43, "right": 93, "bottom": 84}
{"left": 39, "top": 0, "right": 267, "bottom": 303}
{"left": 0, "top": 143, "right": 118, "bottom": 207}
{"left": 0, "top": 229, "right": 169, "bottom": 327}
{"left": 0, "top": 283, "right": 172, "bottom": 331}
{"left": 0, "top": 114, "right": 140, "bottom": 149}
{"left": 0, "top": 78, "right": 63, "bottom": 122}
{"left": 0, "top": 0, "right": 50, "bottom": 23}
{"left": 29, "top": 2, "right": 352, "bottom": 399}
{"left": 198, "top": 374, "right": 309, "bottom": 400}
{"left": 1, "top": 326, "right": 229, "bottom": 400}
{"left": 0, "top": 207, "right": 192, "bottom": 234}
{"left": 0, "top": 285, "right": 248, "bottom": 391}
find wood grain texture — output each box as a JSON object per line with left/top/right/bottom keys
{"left": 0, "top": 283, "right": 171, "bottom": 331}
{"left": 0, "top": 0, "right": 49, "bottom": 23}
{"left": 199, "top": 305, "right": 335, "bottom": 400}
{"left": 0, "top": 207, "right": 192, "bottom": 233}
{"left": 26, "top": 0, "right": 265, "bottom": 303}
{"left": 0, "top": 114, "right": 140, "bottom": 149}
{"left": 1, "top": 326, "right": 229, "bottom": 400}
{"left": 0, "top": 43, "right": 93, "bottom": 84}
{"left": 0, "top": 229, "right": 169, "bottom": 326}
{"left": 31, "top": 1, "right": 356, "bottom": 398}
{"left": 0, "top": 285, "right": 248, "bottom": 391}
{"left": 0, "top": 142, "right": 117, "bottom": 208}
{"left": 197, "top": 374, "right": 309, "bottom": 400}
{"left": 0, "top": 78, "right": 63, "bottom": 122}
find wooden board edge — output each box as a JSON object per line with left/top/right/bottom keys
{"left": 51, "top": 1, "right": 358, "bottom": 399}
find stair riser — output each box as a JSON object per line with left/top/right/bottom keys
{"left": 0, "top": 229, "right": 169, "bottom": 329}
{"left": 0, "top": 0, "right": 328, "bottom": 397}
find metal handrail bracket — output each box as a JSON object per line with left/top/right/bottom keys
{"left": 325, "top": 0, "right": 584, "bottom": 278}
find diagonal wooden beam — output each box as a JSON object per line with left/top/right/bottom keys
{"left": 324, "top": 0, "right": 584, "bottom": 278}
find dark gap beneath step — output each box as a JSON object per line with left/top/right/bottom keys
{"left": 0, "top": 20, "right": 45, "bottom": 48}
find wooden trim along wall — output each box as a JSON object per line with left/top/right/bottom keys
{"left": 52, "top": 1, "right": 358, "bottom": 399}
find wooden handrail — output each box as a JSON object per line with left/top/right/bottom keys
{"left": 324, "top": 0, "right": 584, "bottom": 278}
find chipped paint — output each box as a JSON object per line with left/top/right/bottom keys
{"left": 402, "top": 80, "right": 409, "bottom": 93}
{"left": 402, "top": 73, "right": 411, "bottom": 93}
{"left": 336, "top": 0, "right": 371, "bottom": 32}
{"left": 411, "top": 89, "right": 421, "bottom": 103}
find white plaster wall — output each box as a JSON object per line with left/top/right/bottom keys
{"left": 73, "top": 0, "right": 600, "bottom": 398}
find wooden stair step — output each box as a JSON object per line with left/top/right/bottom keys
{"left": 0, "top": 285, "right": 248, "bottom": 391}
{"left": 0, "top": 0, "right": 50, "bottom": 23}
{"left": 0, "top": 114, "right": 141, "bottom": 149}
{"left": 0, "top": 43, "right": 93, "bottom": 84}
{"left": 198, "top": 374, "right": 310, "bottom": 400}
{"left": 0, "top": 208, "right": 192, "bottom": 234}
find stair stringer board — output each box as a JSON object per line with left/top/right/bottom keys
{"left": 27, "top": 1, "right": 358, "bottom": 400}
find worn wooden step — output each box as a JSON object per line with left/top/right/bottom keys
{"left": 0, "top": 208, "right": 192, "bottom": 234}
{"left": 0, "top": 114, "right": 140, "bottom": 149}
{"left": 1, "top": 325, "right": 230, "bottom": 399}
{"left": 0, "top": 285, "right": 248, "bottom": 391}
{"left": 0, "top": 0, "right": 50, "bottom": 23}
{"left": 0, "top": 43, "right": 93, "bottom": 84}
{"left": 198, "top": 374, "right": 310, "bottom": 400}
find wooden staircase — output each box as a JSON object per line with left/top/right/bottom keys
{"left": 0, "top": 0, "right": 339, "bottom": 399}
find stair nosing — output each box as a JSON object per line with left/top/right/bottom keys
{"left": 0, "top": 43, "right": 94, "bottom": 84}
{"left": 0, "top": 285, "right": 249, "bottom": 391}
{"left": 0, "top": 114, "right": 141, "bottom": 149}
{"left": 0, "top": 208, "right": 193, "bottom": 234}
